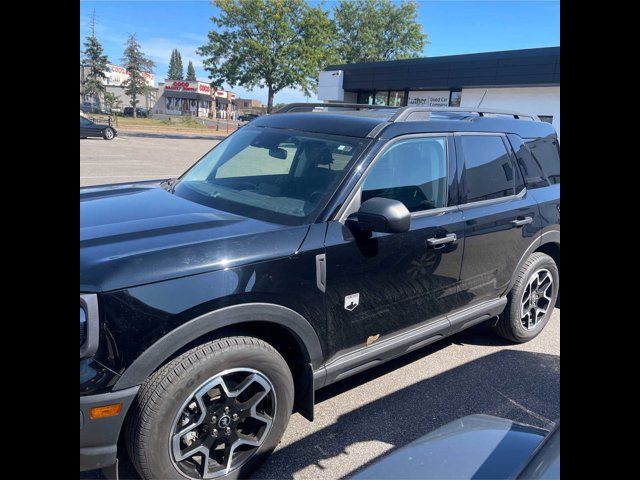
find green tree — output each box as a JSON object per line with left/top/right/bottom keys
{"left": 333, "top": 0, "right": 428, "bottom": 63}
{"left": 198, "top": 0, "right": 336, "bottom": 112}
{"left": 103, "top": 91, "right": 122, "bottom": 113}
{"left": 168, "top": 48, "right": 184, "bottom": 80}
{"left": 81, "top": 10, "right": 109, "bottom": 106}
{"left": 186, "top": 60, "right": 197, "bottom": 81}
{"left": 121, "top": 34, "right": 155, "bottom": 118}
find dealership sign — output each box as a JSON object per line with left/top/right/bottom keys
{"left": 165, "top": 81, "right": 211, "bottom": 94}
{"left": 407, "top": 90, "right": 450, "bottom": 107}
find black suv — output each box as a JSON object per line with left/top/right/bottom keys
{"left": 80, "top": 104, "right": 560, "bottom": 479}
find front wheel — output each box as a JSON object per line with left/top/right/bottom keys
{"left": 103, "top": 127, "right": 115, "bottom": 140}
{"left": 125, "top": 336, "right": 294, "bottom": 479}
{"left": 494, "top": 252, "right": 559, "bottom": 343}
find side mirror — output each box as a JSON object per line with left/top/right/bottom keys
{"left": 347, "top": 197, "right": 411, "bottom": 234}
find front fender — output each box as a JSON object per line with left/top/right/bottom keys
{"left": 113, "top": 302, "right": 324, "bottom": 390}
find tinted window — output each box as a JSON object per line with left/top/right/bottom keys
{"left": 527, "top": 138, "right": 560, "bottom": 184}
{"left": 460, "top": 136, "right": 514, "bottom": 203}
{"left": 80, "top": 116, "right": 92, "bottom": 126}
{"left": 507, "top": 134, "right": 549, "bottom": 189}
{"left": 175, "top": 126, "right": 369, "bottom": 225}
{"left": 362, "top": 137, "right": 447, "bottom": 212}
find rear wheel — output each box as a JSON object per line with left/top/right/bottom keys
{"left": 125, "top": 336, "right": 294, "bottom": 479}
{"left": 494, "top": 252, "right": 559, "bottom": 343}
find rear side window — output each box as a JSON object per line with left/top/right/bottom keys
{"left": 459, "top": 136, "right": 515, "bottom": 203}
{"left": 362, "top": 137, "right": 447, "bottom": 212}
{"left": 526, "top": 138, "right": 560, "bottom": 184}
{"left": 507, "top": 134, "right": 549, "bottom": 189}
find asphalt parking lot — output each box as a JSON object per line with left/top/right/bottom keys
{"left": 80, "top": 134, "right": 220, "bottom": 186}
{"left": 80, "top": 135, "right": 560, "bottom": 479}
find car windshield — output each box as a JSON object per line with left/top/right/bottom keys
{"left": 174, "top": 126, "right": 370, "bottom": 225}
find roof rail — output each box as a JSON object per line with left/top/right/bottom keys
{"left": 274, "top": 102, "right": 398, "bottom": 113}
{"left": 389, "top": 107, "right": 540, "bottom": 122}
{"left": 273, "top": 103, "right": 540, "bottom": 122}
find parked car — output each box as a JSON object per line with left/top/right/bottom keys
{"left": 123, "top": 106, "right": 149, "bottom": 117}
{"left": 80, "top": 103, "right": 560, "bottom": 479}
{"left": 353, "top": 414, "right": 560, "bottom": 479}
{"left": 238, "top": 113, "right": 260, "bottom": 122}
{"left": 80, "top": 115, "right": 117, "bottom": 140}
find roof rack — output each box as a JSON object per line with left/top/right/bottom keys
{"left": 274, "top": 102, "right": 398, "bottom": 113}
{"left": 389, "top": 107, "right": 539, "bottom": 122}
{"left": 274, "top": 103, "right": 539, "bottom": 122}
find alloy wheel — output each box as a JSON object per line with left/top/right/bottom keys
{"left": 169, "top": 368, "right": 276, "bottom": 479}
{"left": 520, "top": 268, "right": 554, "bottom": 330}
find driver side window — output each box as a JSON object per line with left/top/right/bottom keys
{"left": 362, "top": 137, "right": 447, "bottom": 212}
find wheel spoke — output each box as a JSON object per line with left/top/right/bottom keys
{"left": 170, "top": 368, "right": 277, "bottom": 479}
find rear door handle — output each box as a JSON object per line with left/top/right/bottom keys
{"left": 511, "top": 216, "right": 533, "bottom": 227}
{"left": 427, "top": 233, "right": 457, "bottom": 247}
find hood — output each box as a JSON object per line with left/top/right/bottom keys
{"left": 80, "top": 183, "right": 309, "bottom": 292}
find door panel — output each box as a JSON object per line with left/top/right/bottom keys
{"left": 321, "top": 134, "right": 465, "bottom": 362}
{"left": 459, "top": 195, "right": 540, "bottom": 304}
{"left": 323, "top": 211, "right": 465, "bottom": 361}
{"left": 455, "top": 134, "right": 541, "bottom": 305}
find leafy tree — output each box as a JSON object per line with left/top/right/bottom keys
{"left": 198, "top": 0, "right": 336, "bottom": 112}
{"left": 333, "top": 0, "right": 428, "bottom": 63}
{"left": 103, "top": 91, "right": 122, "bottom": 113}
{"left": 121, "top": 34, "right": 155, "bottom": 118}
{"left": 168, "top": 49, "right": 184, "bottom": 80}
{"left": 186, "top": 60, "right": 197, "bottom": 81}
{"left": 81, "top": 10, "right": 109, "bottom": 106}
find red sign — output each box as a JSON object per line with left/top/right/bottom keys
{"left": 165, "top": 81, "right": 210, "bottom": 93}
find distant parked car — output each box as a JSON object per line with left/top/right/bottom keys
{"left": 123, "top": 107, "right": 149, "bottom": 117}
{"left": 80, "top": 115, "right": 117, "bottom": 140}
{"left": 81, "top": 102, "right": 110, "bottom": 115}
{"left": 353, "top": 415, "right": 560, "bottom": 479}
{"left": 238, "top": 113, "right": 260, "bottom": 122}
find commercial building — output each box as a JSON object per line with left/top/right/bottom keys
{"left": 213, "top": 89, "right": 238, "bottom": 119}
{"left": 236, "top": 98, "right": 264, "bottom": 116}
{"left": 153, "top": 80, "right": 213, "bottom": 117}
{"left": 80, "top": 63, "right": 158, "bottom": 111}
{"left": 317, "top": 47, "right": 560, "bottom": 136}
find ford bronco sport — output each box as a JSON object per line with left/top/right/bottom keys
{"left": 80, "top": 103, "right": 560, "bottom": 479}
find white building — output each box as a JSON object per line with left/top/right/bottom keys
{"left": 317, "top": 47, "right": 560, "bottom": 137}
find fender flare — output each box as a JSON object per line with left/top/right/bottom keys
{"left": 506, "top": 230, "right": 560, "bottom": 294}
{"left": 113, "top": 303, "right": 324, "bottom": 390}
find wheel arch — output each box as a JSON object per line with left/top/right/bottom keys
{"left": 506, "top": 230, "right": 560, "bottom": 295}
{"left": 113, "top": 303, "right": 323, "bottom": 420}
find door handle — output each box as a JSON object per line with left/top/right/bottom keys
{"left": 511, "top": 217, "right": 533, "bottom": 227}
{"left": 427, "top": 233, "right": 457, "bottom": 247}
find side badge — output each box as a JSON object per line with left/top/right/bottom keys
{"left": 344, "top": 293, "right": 360, "bottom": 311}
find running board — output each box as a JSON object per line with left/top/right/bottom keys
{"left": 318, "top": 297, "right": 507, "bottom": 389}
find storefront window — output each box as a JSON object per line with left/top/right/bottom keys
{"left": 374, "top": 91, "right": 389, "bottom": 105}
{"left": 388, "top": 91, "right": 406, "bottom": 107}
{"left": 357, "top": 91, "right": 373, "bottom": 105}
{"left": 449, "top": 89, "right": 462, "bottom": 107}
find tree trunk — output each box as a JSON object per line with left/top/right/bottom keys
{"left": 267, "top": 85, "right": 274, "bottom": 114}
{"left": 132, "top": 95, "right": 137, "bottom": 118}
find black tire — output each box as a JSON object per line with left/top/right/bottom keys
{"left": 494, "top": 252, "right": 559, "bottom": 343}
{"left": 125, "top": 336, "right": 294, "bottom": 479}
{"left": 103, "top": 128, "right": 115, "bottom": 140}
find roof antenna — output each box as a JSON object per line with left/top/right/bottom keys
{"left": 476, "top": 89, "right": 488, "bottom": 115}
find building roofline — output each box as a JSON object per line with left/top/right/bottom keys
{"left": 326, "top": 46, "right": 560, "bottom": 71}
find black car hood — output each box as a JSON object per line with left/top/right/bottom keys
{"left": 80, "top": 183, "right": 309, "bottom": 292}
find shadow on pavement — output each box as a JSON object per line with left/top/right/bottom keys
{"left": 253, "top": 349, "right": 559, "bottom": 479}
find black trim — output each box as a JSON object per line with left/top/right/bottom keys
{"left": 319, "top": 297, "right": 507, "bottom": 388}
{"left": 505, "top": 230, "right": 559, "bottom": 294}
{"left": 80, "top": 386, "right": 140, "bottom": 471}
{"left": 113, "top": 303, "right": 324, "bottom": 390}
{"left": 80, "top": 294, "right": 99, "bottom": 359}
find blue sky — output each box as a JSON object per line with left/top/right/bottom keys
{"left": 79, "top": 0, "right": 560, "bottom": 104}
